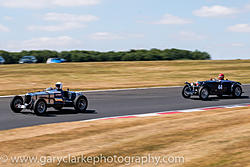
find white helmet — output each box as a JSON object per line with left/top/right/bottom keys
{"left": 55, "top": 82, "right": 63, "bottom": 90}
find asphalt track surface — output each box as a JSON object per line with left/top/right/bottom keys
{"left": 0, "top": 85, "right": 249, "bottom": 131}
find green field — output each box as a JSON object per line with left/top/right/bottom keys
{"left": 0, "top": 60, "right": 250, "bottom": 95}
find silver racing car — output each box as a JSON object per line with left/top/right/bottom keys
{"left": 10, "top": 82, "right": 88, "bottom": 115}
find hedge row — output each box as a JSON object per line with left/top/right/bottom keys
{"left": 0, "top": 48, "right": 211, "bottom": 64}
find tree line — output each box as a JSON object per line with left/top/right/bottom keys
{"left": 0, "top": 48, "right": 211, "bottom": 64}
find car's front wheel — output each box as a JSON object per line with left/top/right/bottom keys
{"left": 74, "top": 95, "right": 88, "bottom": 112}
{"left": 10, "top": 96, "right": 23, "bottom": 113}
{"left": 34, "top": 99, "right": 47, "bottom": 115}
{"left": 232, "top": 85, "right": 242, "bottom": 98}
{"left": 199, "top": 86, "right": 209, "bottom": 100}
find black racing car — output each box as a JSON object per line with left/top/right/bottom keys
{"left": 182, "top": 79, "right": 243, "bottom": 100}
{"left": 10, "top": 88, "right": 88, "bottom": 115}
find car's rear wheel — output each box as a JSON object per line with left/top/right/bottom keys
{"left": 199, "top": 87, "right": 209, "bottom": 100}
{"left": 10, "top": 96, "right": 23, "bottom": 113}
{"left": 74, "top": 95, "right": 88, "bottom": 112}
{"left": 232, "top": 85, "right": 242, "bottom": 98}
{"left": 182, "top": 85, "right": 192, "bottom": 98}
{"left": 34, "top": 99, "right": 47, "bottom": 115}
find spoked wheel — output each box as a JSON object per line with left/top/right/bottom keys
{"left": 232, "top": 85, "right": 242, "bottom": 98}
{"left": 182, "top": 85, "right": 192, "bottom": 98}
{"left": 199, "top": 87, "right": 209, "bottom": 100}
{"left": 74, "top": 96, "right": 88, "bottom": 112}
{"left": 34, "top": 99, "right": 47, "bottom": 115}
{"left": 10, "top": 96, "right": 23, "bottom": 113}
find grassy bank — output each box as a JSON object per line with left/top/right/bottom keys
{"left": 0, "top": 107, "right": 249, "bottom": 166}
{"left": 0, "top": 60, "right": 250, "bottom": 95}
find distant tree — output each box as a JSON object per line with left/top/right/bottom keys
{"left": 0, "top": 48, "right": 211, "bottom": 64}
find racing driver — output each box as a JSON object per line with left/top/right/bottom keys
{"left": 211, "top": 73, "right": 225, "bottom": 81}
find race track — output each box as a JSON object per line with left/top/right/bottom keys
{"left": 0, "top": 85, "right": 249, "bottom": 130}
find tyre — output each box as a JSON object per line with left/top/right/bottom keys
{"left": 74, "top": 95, "right": 88, "bottom": 112}
{"left": 34, "top": 99, "right": 47, "bottom": 115}
{"left": 199, "top": 86, "right": 209, "bottom": 100}
{"left": 10, "top": 96, "right": 23, "bottom": 113}
{"left": 232, "top": 85, "right": 242, "bottom": 98}
{"left": 182, "top": 85, "right": 192, "bottom": 98}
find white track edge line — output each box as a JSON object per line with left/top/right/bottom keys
{"left": 79, "top": 103, "right": 250, "bottom": 123}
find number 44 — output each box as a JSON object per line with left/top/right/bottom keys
{"left": 218, "top": 85, "right": 223, "bottom": 90}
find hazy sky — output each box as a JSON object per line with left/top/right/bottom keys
{"left": 0, "top": 0, "right": 250, "bottom": 59}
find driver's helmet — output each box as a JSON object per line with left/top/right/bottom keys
{"left": 55, "top": 82, "right": 63, "bottom": 90}
{"left": 218, "top": 73, "right": 224, "bottom": 80}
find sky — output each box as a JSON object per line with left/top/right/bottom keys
{"left": 0, "top": 0, "right": 250, "bottom": 59}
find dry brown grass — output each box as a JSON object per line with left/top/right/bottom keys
{"left": 0, "top": 60, "right": 250, "bottom": 95}
{"left": 0, "top": 107, "right": 249, "bottom": 167}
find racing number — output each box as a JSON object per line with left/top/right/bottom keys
{"left": 218, "top": 85, "right": 223, "bottom": 90}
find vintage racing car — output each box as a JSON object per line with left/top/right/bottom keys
{"left": 182, "top": 79, "right": 243, "bottom": 100}
{"left": 10, "top": 85, "right": 88, "bottom": 115}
